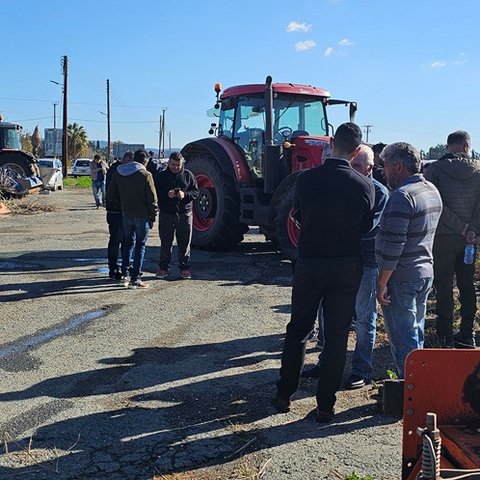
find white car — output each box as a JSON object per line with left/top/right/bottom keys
{"left": 70, "top": 158, "right": 92, "bottom": 177}
{"left": 38, "top": 158, "right": 64, "bottom": 190}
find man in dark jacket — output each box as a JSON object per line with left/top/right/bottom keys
{"left": 424, "top": 131, "right": 480, "bottom": 347}
{"left": 154, "top": 151, "right": 199, "bottom": 279}
{"left": 275, "top": 123, "right": 375, "bottom": 423}
{"left": 105, "top": 151, "right": 133, "bottom": 280}
{"left": 107, "top": 149, "right": 157, "bottom": 289}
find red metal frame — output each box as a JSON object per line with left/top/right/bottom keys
{"left": 402, "top": 349, "right": 480, "bottom": 479}
{"left": 221, "top": 83, "right": 331, "bottom": 100}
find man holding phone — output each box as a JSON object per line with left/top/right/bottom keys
{"left": 154, "top": 152, "right": 199, "bottom": 279}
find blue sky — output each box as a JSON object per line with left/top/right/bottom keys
{"left": 2, "top": 0, "right": 479, "bottom": 152}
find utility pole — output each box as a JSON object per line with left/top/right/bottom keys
{"left": 168, "top": 131, "right": 172, "bottom": 152}
{"left": 106, "top": 79, "right": 111, "bottom": 163}
{"left": 362, "top": 124, "right": 373, "bottom": 143}
{"left": 52, "top": 102, "right": 58, "bottom": 159}
{"left": 158, "top": 115, "right": 162, "bottom": 158}
{"left": 61, "top": 55, "right": 68, "bottom": 178}
{"left": 161, "top": 108, "right": 166, "bottom": 158}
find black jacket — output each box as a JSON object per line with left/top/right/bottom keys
{"left": 154, "top": 167, "right": 199, "bottom": 214}
{"left": 294, "top": 157, "right": 375, "bottom": 258}
{"left": 105, "top": 161, "right": 121, "bottom": 212}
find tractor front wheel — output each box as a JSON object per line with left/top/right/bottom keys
{"left": 187, "top": 155, "right": 248, "bottom": 251}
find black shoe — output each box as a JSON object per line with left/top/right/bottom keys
{"left": 345, "top": 374, "right": 369, "bottom": 390}
{"left": 315, "top": 407, "right": 334, "bottom": 423}
{"left": 272, "top": 393, "right": 291, "bottom": 413}
{"left": 109, "top": 271, "right": 122, "bottom": 280}
{"left": 301, "top": 365, "right": 320, "bottom": 378}
{"left": 453, "top": 332, "right": 476, "bottom": 349}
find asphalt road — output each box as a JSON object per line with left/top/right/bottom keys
{"left": 0, "top": 189, "right": 402, "bottom": 480}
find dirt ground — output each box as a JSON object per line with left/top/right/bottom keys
{"left": 0, "top": 188, "right": 404, "bottom": 480}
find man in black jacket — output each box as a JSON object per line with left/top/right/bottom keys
{"left": 154, "top": 152, "right": 199, "bottom": 279}
{"left": 275, "top": 123, "right": 375, "bottom": 422}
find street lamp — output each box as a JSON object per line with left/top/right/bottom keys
{"left": 50, "top": 79, "right": 68, "bottom": 176}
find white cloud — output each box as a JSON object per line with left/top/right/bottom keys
{"left": 286, "top": 21, "right": 312, "bottom": 32}
{"left": 295, "top": 40, "right": 316, "bottom": 52}
{"left": 324, "top": 47, "right": 334, "bottom": 57}
{"left": 452, "top": 53, "right": 467, "bottom": 65}
{"left": 429, "top": 61, "right": 447, "bottom": 68}
{"left": 338, "top": 38, "right": 353, "bottom": 47}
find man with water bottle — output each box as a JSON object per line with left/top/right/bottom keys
{"left": 424, "top": 131, "right": 480, "bottom": 348}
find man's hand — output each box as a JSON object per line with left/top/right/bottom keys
{"left": 465, "top": 229, "right": 477, "bottom": 245}
{"left": 168, "top": 189, "right": 177, "bottom": 199}
{"left": 177, "top": 190, "right": 185, "bottom": 200}
{"left": 376, "top": 283, "right": 391, "bottom": 305}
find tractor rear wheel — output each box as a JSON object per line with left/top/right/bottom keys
{"left": 187, "top": 155, "right": 248, "bottom": 251}
{"left": 0, "top": 152, "right": 39, "bottom": 178}
{"left": 274, "top": 187, "right": 300, "bottom": 261}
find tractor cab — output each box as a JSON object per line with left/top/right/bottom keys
{"left": 0, "top": 121, "right": 22, "bottom": 151}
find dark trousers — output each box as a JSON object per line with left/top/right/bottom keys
{"left": 277, "top": 256, "right": 362, "bottom": 411}
{"left": 107, "top": 212, "right": 124, "bottom": 273}
{"left": 158, "top": 211, "right": 193, "bottom": 270}
{"left": 433, "top": 234, "right": 477, "bottom": 339}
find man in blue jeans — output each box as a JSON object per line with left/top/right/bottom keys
{"left": 376, "top": 143, "right": 442, "bottom": 378}
{"left": 90, "top": 154, "right": 107, "bottom": 208}
{"left": 301, "top": 145, "right": 389, "bottom": 388}
{"left": 106, "top": 149, "right": 157, "bottom": 289}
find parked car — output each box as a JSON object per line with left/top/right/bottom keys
{"left": 37, "top": 158, "right": 64, "bottom": 190}
{"left": 70, "top": 158, "right": 92, "bottom": 177}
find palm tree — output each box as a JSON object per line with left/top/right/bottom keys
{"left": 67, "top": 123, "right": 89, "bottom": 161}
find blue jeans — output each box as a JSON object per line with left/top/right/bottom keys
{"left": 92, "top": 180, "right": 106, "bottom": 207}
{"left": 351, "top": 266, "right": 379, "bottom": 380}
{"left": 122, "top": 216, "right": 150, "bottom": 283}
{"left": 381, "top": 277, "right": 433, "bottom": 378}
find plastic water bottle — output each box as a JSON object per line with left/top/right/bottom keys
{"left": 464, "top": 244, "right": 475, "bottom": 264}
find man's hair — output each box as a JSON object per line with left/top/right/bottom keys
{"left": 356, "top": 144, "right": 374, "bottom": 166}
{"left": 381, "top": 142, "right": 420, "bottom": 174}
{"left": 122, "top": 150, "right": 134, "bottom": 162}
{"left": 372, "top": 143, "right": 386, "bottom": 155}
{"left": 133, "top": 149, "right": 148, "bottom": 164}
{"left": 94, "top": 154, "right": 101, "bottom": 160}
{"left": 169, "top": 151, "right": 184, "bottom": 162}
{"left": 333, "top": 123, "right": 362, "bottom": 155}
{"left": 447, "top": 130, "right": 470, "bottom": 147}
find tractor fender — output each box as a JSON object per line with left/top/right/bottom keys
{"left": 0, "top": 150, "right": 41, "bottom": 177}
{"left": 182, "top": 137, "right": 252, "bottom": 184}
{"left": 268, "top": 171, "right": 302, "bottom": 223}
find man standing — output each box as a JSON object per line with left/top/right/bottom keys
{"left": 154, "top": 152, "right": 199, "bottom": 280}
{"left": 424, "top": 131, "right": 480, "bottom": 348}
{"left": 275, "top": 123, "right": 375, "bottom": 422}
{"left": 90, "top": 154, "right": 107, "bottom": 208}
{"left": 376, "top": 143, "right": 442, "bottom": 378}
{"left": 106, "top": 149, "right": 157, "bottom": 289}
{"left": 346, "top": 145, "right": 389, "bottom": 388}
{"left": 105, "top": 151, "right": 133, "bottom": 280}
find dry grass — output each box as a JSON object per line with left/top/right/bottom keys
{"left": 1, "top": 197, "right": 58, "bottom": 215}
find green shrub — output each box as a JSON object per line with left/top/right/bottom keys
{"left": 64, "top": 177, "right": 92, "bottom": 188}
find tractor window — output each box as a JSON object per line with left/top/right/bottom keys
{"left": 1, "top": 128, "right": 21, "bottom": 150}
{"left": 273, "top": 95, "right": 327, "bottom": 140}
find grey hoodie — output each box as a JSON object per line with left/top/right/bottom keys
{"left": 425, "top": 153, "right": 480, "bottom": 235}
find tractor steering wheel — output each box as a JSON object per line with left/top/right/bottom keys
{"left": 276, "top": 126, "right": 293, "bottom": 139}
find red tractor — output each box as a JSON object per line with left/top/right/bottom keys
{"left": 181, "top": 76, "right": 357, "bottom": 259}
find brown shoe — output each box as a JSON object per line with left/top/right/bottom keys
{"left": 273, "top": 394, "right": 291, "bottom": 413}
{"left": 315, "top": 407, "right": 334, "bottom": 423}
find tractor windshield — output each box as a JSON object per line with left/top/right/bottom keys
{"left": 0, "top": 127, "right": 21, "bottom": 150}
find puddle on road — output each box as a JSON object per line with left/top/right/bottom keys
{"left": 0, "top": 309, "right": 108, "bottom": 359}
{"left": 97, "top": 267, "right": 110, "bottom": 274}
{"left": 74, "top": 258, "right": 105, "bottom": 263}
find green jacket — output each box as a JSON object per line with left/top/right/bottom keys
{"left": 106, "top": 162, "right": 157, "bottom": 221}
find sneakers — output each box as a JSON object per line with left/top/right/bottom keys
{"left": 180, "top": 269, "right": 192, "bottom": 280}
{"left": 453, "top": 332, "right": 476, "bottom": 349}
{"left": 272, "top": 393, "right": 291, "bottom": 413}
{"left": 128, "top": 279, "right": 149, "bottom": 289}
{"left": 345, "top": 374, "right": 370, "bottom": 390}
{"left": 119, "top": 275, "right": 129, "bottom": 287}
{"left": 301, "top": 365, "right": 320, "bottom": 379}
{"left": 155, "top": 269, "right": 169, "bottom": 279}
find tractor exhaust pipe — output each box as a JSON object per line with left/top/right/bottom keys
{"left": 265, "top": 76, "right": 274, "bottom": 146}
